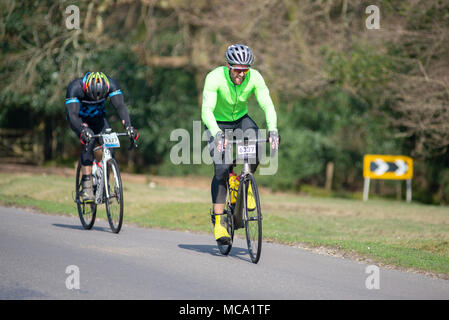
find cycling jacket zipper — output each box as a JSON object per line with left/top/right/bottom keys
{"left": 232, "top": 83, "right": 238, "bottom": 122}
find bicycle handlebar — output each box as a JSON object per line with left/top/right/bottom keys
{"left": 219, "top": 136, "right": 280, "bottom": 156}
{"left": 90, "top": 132, "right": 129, "bottom": 139}
{"left": 87, "top": 131, "right": 138, "bottom": 151}
{"left": 227, "top": 138, "right": 270, "bottom": 144}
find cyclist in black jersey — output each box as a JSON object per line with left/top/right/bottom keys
{"left": 66, "top": 72, "right": 139, "bottom": 202}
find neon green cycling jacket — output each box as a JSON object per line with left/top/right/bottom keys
{"left": 201, "top": 66, "right": 278, "bottom": 137}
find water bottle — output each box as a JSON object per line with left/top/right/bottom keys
{"left": 92, "top": 162, "right": 98, "bottom": 186}
{"left": 229, "top": 172, "right": 239, "bottom": 204}
{"left": 92, "top": 161, "right": 102, "bottom": 187}
{"left": 94, "top": 162, "right": 104, "bottom": 204}
{"left": 96, "top": 162, "right": 103, "bottom": 182}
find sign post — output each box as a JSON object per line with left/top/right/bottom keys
{"left": 363, "top": 155, "right": 413, "bottom": 202}
{"left": 363, "top": 177, "right": 370, "bottom": 202}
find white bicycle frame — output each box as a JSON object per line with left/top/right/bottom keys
{"left": 92, "top": 130, "right": 127, "bottom": 204}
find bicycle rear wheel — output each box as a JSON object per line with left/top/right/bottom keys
{"left": 104, "top": 158, "right": 124, "bottom": 233}
{"left": 75, "top": 161, "right": 97, "bottom": 229}
{"left": 243, "top": 174, "right": 262, "bottom": 263}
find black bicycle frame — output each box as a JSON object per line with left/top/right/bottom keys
{"left": 226, "top": 137, "right": 268, "bottom": 229}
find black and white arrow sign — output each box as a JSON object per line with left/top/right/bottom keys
{"left": 364, "top": 154, "right": 413, "bottom": 180}
{"left": 370, "top": 159, "right": 409, "bottom": 176}
{"left": 394, "top": 159, "right": 408, "bottom": 175}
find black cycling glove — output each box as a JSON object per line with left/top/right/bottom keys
{"left": 80, "top": 127, "right": 94, "bottom": 145}
{"left": 268, "top": 130, "right": 280, "bottom": 151}
{"left": 126, "top": 126, "right": 139, "bottom": 141}
{"left": 214, "top": 131, "right": 226, "bottom": 152}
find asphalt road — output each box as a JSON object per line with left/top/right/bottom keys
{"left": 1, "top": 206, "right": 448, "bottom": 300}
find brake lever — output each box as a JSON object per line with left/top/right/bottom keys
{"left": 269, "top": 135, "right": 280, "bottom": 156}
{"left": 128, "top": 138, "right": 138, "bottom": 150}
{"left": 221, "top": 136, "right": 226, "bottom": 155}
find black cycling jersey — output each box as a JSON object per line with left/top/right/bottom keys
{"left": 65, "top": 75, "right": 132, "bottom": 136}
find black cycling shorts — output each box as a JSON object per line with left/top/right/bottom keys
{"left": 205, "top": 114, "right": 260, "bottom": 204}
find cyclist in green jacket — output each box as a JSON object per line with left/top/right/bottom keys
{"left": 202, "top": 44, "right": 279, "bottom": 244}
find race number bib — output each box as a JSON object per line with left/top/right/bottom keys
{"left": 103, "top": 132, "right": 120, "bottom": 148}
{"left": 237, "top": 144, "right": 257, "bottom": 159}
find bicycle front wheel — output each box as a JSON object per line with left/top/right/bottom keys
{"left": 104, "top": 158, "right": 124, "bottom": 233}
{"left": 75, "top": 161, "right": 97, "bottom": 229}
{"left": 243, "top": 174, "right": 262, "bottom": 264}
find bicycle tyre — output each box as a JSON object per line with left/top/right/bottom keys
{"left": 104, "top": 158, "right": 124, "bottom": 233}
{"left": 75, "top": 161, "right": 97, "bottom": 229}
{"left": 243, "top": 174, "right": 262, "bottom": 264}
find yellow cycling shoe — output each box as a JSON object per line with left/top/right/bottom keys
{"left": 247, "top": 182, "right": 256, "bottom": 211}
{"left": 214, "top": 214, "right": 231, "bottom": 244}
{"left": 81, "top": 179, "right": 95, "bottom": 203}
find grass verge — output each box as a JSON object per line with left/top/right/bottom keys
{"left": 0, "top": 171, "right": 448, "bottom": 278}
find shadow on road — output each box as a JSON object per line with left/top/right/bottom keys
{"left": 52, "top": 223, "right": 110, "bottom": 233}
{"left": 178, "top": 243, "right": 251, "bottom": 262}
{"left": 0, "top": 286, "right": 47, "bottom": 300}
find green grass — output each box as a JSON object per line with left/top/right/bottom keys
{"left": 1, "top": 171, "right": 449, "bottom": 277}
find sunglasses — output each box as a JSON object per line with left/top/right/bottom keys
{"left": 230, "top": 66, "right": 250, "bottom": 74}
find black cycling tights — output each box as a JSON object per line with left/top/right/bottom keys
{"left": 206, "top": 115, "right": 260, "bottom": 204}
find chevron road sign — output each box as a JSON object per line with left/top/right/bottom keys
{"left": 363, "top": 155, "right": 413, "bottom": 180}
{"left": 363, "top": 155, "right": 413, "bottom": 202}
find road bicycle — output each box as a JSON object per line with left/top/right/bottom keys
{"left": 213, "top": 136, "right": 273, "bottom": 264}
{"left": 75, "top": 128, "right": 136, "bottom": 233}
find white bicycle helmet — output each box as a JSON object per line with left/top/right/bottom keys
{"left": 225, "top": 44, "right": 254, "bottom": 66}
